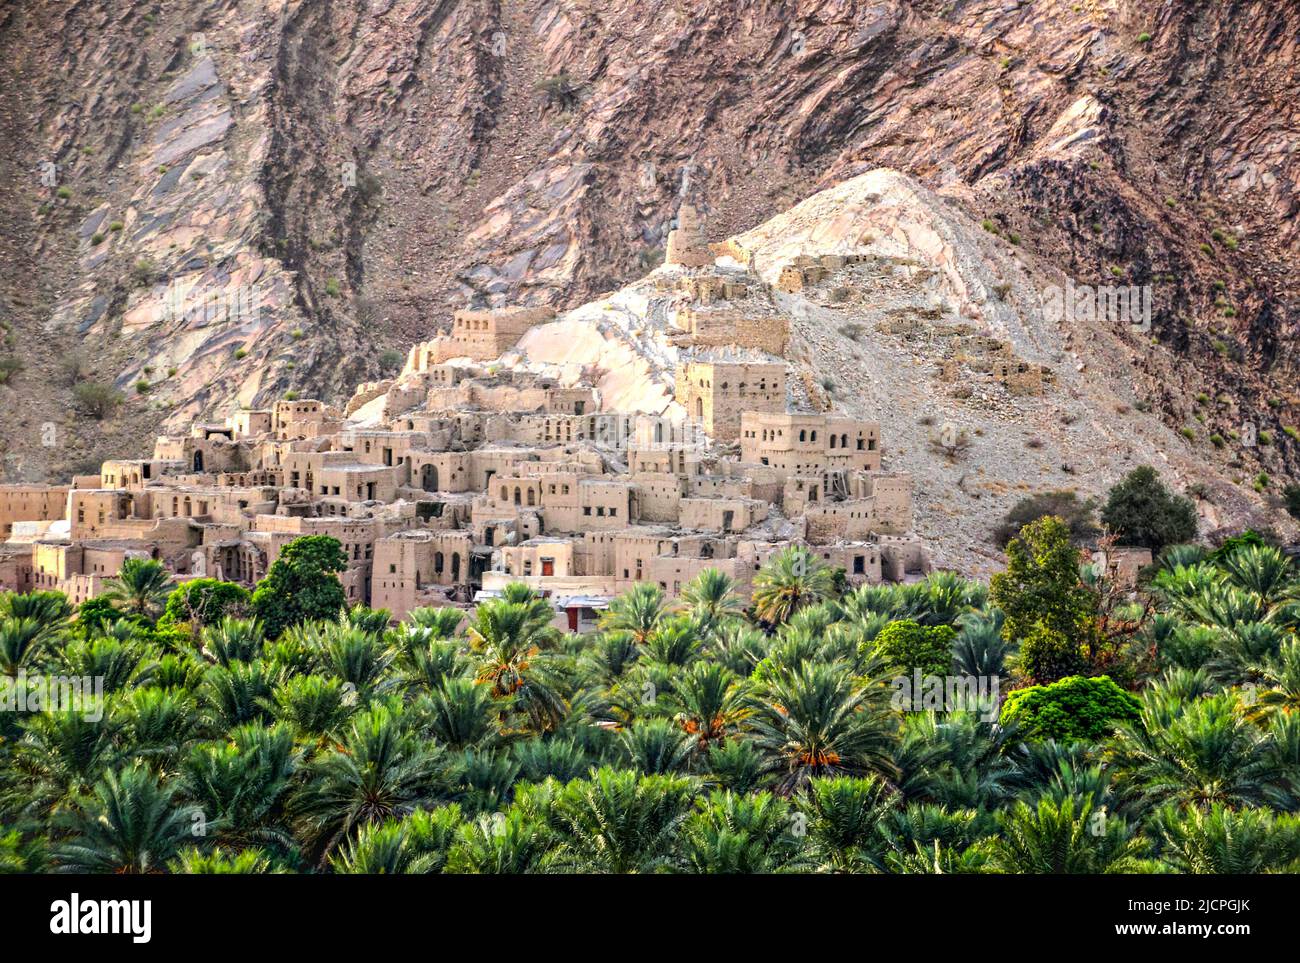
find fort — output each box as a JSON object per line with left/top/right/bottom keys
{"left": 1, "top": 212, "right": 933, "bottom": 631}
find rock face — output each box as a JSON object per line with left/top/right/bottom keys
{"left": 0, "top": 0, "right": 1297, "bottom": 508}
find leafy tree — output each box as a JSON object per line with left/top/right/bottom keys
{"left": 1000, "top": 675, "right": 1140, "bottom": 742}
{"left": 251, "top": 535, "right": 348, "bottom": 638}
{"left": 1101, "top": 465, "right": 1198, "bottom": 553}
{"left": 996, "top": 490, "right": 1099, "bottom": 546}
{"left": 872, "top": 619, "right": 955, "bottom": 677}
{"left": 991, "top": 516, "right": 1100, "bottom": 684}
{"left": 163, "top": 578, "right": 251, "bottom": 628}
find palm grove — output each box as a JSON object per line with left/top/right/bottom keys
{"left": 1, "top": 467, "right": 1298, "bottom": 874}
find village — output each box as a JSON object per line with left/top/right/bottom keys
{"left": 0, "top": 205, "right": 933, "bottom": 632}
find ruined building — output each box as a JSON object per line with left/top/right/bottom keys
{"left": 2, "top": 235, "right": 932, "bottom": 632}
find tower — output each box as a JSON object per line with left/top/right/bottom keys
{"left": 664, "top": 203, "right": 715, "bottom": 268}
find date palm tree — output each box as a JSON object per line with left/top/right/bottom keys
{"left": 1107, "top": 691, "right": 1291, "bottom": 812}
{"left": 447, "top": 809, "right": 552, "bottom": 874}
{"left": 330, "top": 806, "right": 463, "bottom": 874}
{"left": 0, "top": 591, "right": 71, "bottom": 673}
{"left": 600, "top": 582, "right": 667, "bottom": 644}
{"left": 1152, "top": 802, "right": 1300, "bottom": 874}
{"left": 423, "top": 676, "right": 499, "bottom": 750}
{"left": 200, "top": 616, "right": 265, "bottom": 667}
{"left": 678, "top": 568, "right": 745, "bottom": 637}
{"left": 102, "top": 557, "right": 173, "bottom": 622}
{"left": 546, "top": 768, "right": 694, "bottom": 873}
{"left": 170, "top": 847, "right": 276, "bottom": 874}
{"left": 291, "top": 705, "right": 446, "bottom": 862}
{"left": 984, "top": 795, "right": 1149, "bottom": 874}
{"left": 794, "top": 775, "right": 897, "bottom": 872}
{"left": 680, "top": 790, "right": 805, "bottom": 873}
{"left": 182, "top": 722, "right": 301, "bottom": 853}
{"left": 1239, "top": 636, "right": 1300, "bottom": 722}
{"left": 752, "top": 547, "right": 836, "bottom": 627}
{"left": 54, "top": 764, "right": 193, "bottom": 873}
{"left": 667, "top": 660, "right": 752, "bottom": 755}
{"left": 617, "top": 718, "right": 693, "bottom": 775}
{"left": 406, "top": 606, "right": 466, "bottom": 638}
{"left": 0, "top": 618, "right": 52, "bottom": 676}
{"left": 467, "top": 596, "right": 566, "bottom": 733}
{"left": 751, "top": 661, "right": 900, "bottom": 794}
{"left": 2, "top": 709, "right": 119, "bottom": 822}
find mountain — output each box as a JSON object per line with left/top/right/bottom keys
{"left": 1, "top": 0, "right": 1297, "bottom": 551}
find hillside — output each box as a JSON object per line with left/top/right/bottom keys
{"left": 0, "top": 0, "right": 1297, "bottom": 554}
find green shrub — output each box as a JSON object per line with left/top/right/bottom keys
{"left": 73, "top": 380, "right": 125, "bottom": 418}
{"left": 1001, "top": 675, "right": 1140, "bottom": 741}
{"left": 0, "top": 356, "right": 23, "bottom": 384}
{"left": 1101, "top": 465, "right": 1198, "bottom": 553}
{"left": 871, "top": 619, "right": 956, "bottom": 677}
{"left": 1284, "top": 485, "right": 1300, "bottom": 521}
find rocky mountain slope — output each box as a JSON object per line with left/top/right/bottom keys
{"left": 1, "top": 0, "right": 1296, "bottom": 554}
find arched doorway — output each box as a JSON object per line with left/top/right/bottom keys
{"left": 193, "top": 450, "right": 204, "bottom": 471}
{"left": 421, "top": 464, "right": 438, "bottom": 492}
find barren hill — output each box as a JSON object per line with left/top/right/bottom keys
{"left": 1, "top": 0, "right": 1297, "bottom": 560}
